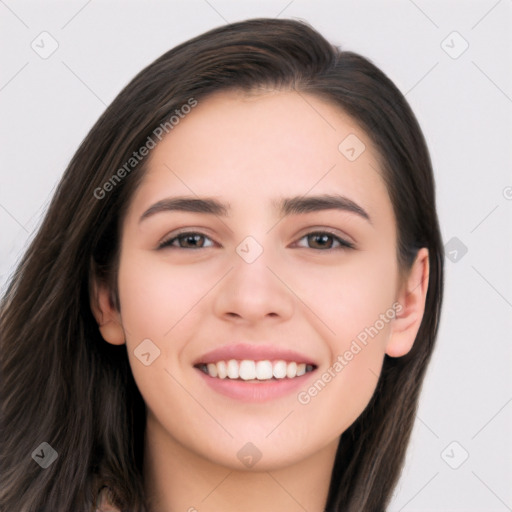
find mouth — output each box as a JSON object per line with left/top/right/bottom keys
{"left": 194, "top": 359, "right": 316, "bottom": 382}
{"left": 192, "top": 344, "right": 319, "bottom": 402}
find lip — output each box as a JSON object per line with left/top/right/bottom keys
{"left": 193, "top": 343, "right": 318, "bottom": 402}
{"left": 195, "top": 366, "right": 317, "bottom": 402}
{"left": 193, "top": 343, "right": 317, "bottom": 366}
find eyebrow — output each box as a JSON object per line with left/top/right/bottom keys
{"left": 139, "top": 194, "right": 371, "bottom": 224}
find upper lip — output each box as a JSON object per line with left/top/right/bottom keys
{"left": 194, "top": 343, "right": 317, "bottom": 366}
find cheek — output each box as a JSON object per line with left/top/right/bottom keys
{"left": 117, "top": 253, "right": 206, "bottom": 339}
{"left": 280, "top": 251, "right": 399, "bottom": 434}
{"left": 116, "top": 255, "right": 210, "bottom": 431}
{"left": 291, "top": 248, "right": 399, "bottom": 352}
{"left": 116, "top": 253, "right": 222, "bottom": 392}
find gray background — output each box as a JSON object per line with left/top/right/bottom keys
{"left": 1, "top": 1, "right": 511, "bottom": 510}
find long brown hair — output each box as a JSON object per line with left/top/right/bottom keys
{"left": 0, "top": 18, "right": 444, "bottom": 511}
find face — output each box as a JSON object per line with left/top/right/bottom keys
{"left": 95, "top": 89, "right": 425, "bottom": 471}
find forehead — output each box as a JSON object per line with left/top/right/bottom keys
{"left": 127, "top": 89, "right": 393, "bottom": 226}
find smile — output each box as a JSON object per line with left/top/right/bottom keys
{"left": 193, "top": 343, "right": 318, "bottom": 401}
{"left": 195, "top": 359, "right": 316, "bottom": 381}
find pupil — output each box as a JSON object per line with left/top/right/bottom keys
{"left": 311, "top": 234, "right": 331, "bottom": 248}
{"left": 184, "top": 235, "right": 201, "bottom": 247}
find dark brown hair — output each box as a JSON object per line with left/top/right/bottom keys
{"left": 0, "top": 18, "right": 444, "bottom": 511}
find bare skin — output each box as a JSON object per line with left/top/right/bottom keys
{"left": 92, "top": 89, "right": 429, "bottom": 512}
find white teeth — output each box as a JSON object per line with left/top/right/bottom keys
{"left": 227, "top": 359, "right": 239, "bottom": 379}
{"left": 239, "top": 360, "right": 256, "bottom": 380}
{"left": 273, "top": 360, "right": 287, "bottom": 379}
{"left": 217, "top": 360, "right": 227, "bottom": 379}
{"left": 286, "top": 361, "right": 297, "bottom": 378}
{"left": 200, "top": 359, "right": 314, "bottom": 380}
{"left": 255, "top": 360, "right": 273, "bottom": 380}
{"left": 206, "top": 363, "right": 218, "bottom": 378}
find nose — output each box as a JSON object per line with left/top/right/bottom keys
{"left": 212, "top": 240, "right": 295, "bottom": 326}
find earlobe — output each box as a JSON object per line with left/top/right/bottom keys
{"left": 90, "top": 278, "right": 125, "bottom": 346}
{"left": 386, "top": 248, "right": 429, "bottom": 358}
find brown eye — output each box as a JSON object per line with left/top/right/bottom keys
{"left": 297, "top": 231, "right": 354, "bottom": 250}
{"left": 159, "top": 232, "right": 214, "bottom": 249}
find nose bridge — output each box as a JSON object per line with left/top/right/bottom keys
{"left": 232, "top": 233, "right": 280, "bottom": 293}
{"left": 235, "top": 234, "right": 267, "bottom": 267}
{"left": 213, "top": 232, "right": 294, "bottom": 322}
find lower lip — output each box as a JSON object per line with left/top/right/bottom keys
{"left": 195, "top": 368, "right": 316, "bottom": 402}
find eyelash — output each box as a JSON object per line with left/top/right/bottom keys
{"left": 157, "top": 230, "right": 355, "bottom": 251}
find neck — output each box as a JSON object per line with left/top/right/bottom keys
{"left": 142, "top": 414, "right": 338, "bottom": 512}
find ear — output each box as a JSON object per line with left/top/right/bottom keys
{"left": 90, "top": 277, "right": 125, "bottom": 346}
{"left": 386, "top": 247, "right": 429, "bottom": 358}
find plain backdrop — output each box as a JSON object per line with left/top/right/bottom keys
{"left": 1, "top": 1, "right": 511, "bottom": 510}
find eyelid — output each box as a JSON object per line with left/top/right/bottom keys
{"left": 157, "top": 228, "right": 217, "bottom": 249}
{"left": 158, "top": 227, "right": 356, "bottom": 250}
{"left": 294, "top": 226, "right": 356, "bottom": 247}
{"left": 294, "top": 230, "right": 355, "bottom": 250}
{"left": 298, "top": 225, "right": 355, "bottom": 240}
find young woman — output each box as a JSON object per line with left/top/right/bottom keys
{"left": 0, "top": 18, "right": 444, "bottom": 512}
